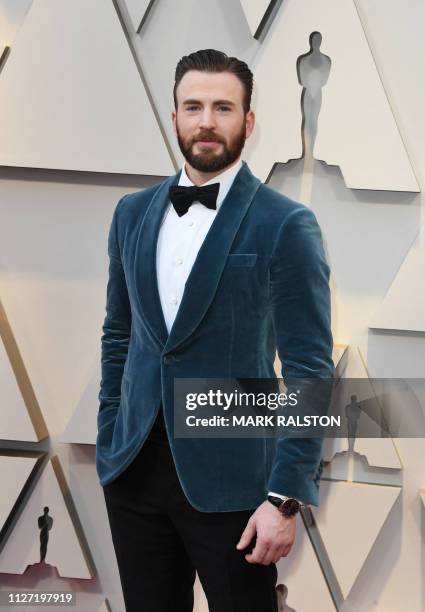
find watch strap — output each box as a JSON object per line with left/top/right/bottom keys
{"left": 267, "top": 494, "right": 303, "bottom": 517}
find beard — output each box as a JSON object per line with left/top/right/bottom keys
{"left": 176, "top": 120, "right": 246, "bottom": 173}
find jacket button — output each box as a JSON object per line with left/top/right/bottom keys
{"left": 163, "top": 353, "right": 181, "bottom": 364}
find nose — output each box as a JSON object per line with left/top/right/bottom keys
{"left": 198, "top": 107, "right": 216, "bottom": 130}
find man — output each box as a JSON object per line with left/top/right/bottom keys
{"left": 96, "top": 49, "right": 334, "bottom": 612}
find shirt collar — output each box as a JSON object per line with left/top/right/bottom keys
{"left": 178, "top": 158, "right": 244, "bottom": 210}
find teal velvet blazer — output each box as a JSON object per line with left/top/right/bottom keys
{"left": 95, "top": 161, "right": 334, "bottom": 511}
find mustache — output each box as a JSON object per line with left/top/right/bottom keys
{"left": 192, "top": 132, "right": 224, "bottom": 144}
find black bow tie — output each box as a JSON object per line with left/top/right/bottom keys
{"left": 169, "top": 183, "right": 220, "bottom": 217}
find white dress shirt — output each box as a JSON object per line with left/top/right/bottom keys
{"left": 155, "top": 158, "right": 299, "bottom": 505}
{"left": 156, "top": 158, "right": 243, "bottom": 333}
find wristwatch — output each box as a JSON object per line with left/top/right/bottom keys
{"left": 267, "top": 494, "right": 302, "bottom": 518}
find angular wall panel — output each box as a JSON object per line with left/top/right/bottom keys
{"left": 0, "top": 0, "right": 174, "bottom": 175}
{"left": 194, "top": 576, "right": 209, "bottom": 612}
{"left": 312, "top": 480, "right": 401, "bottom": 599}
{"left": 0, "top": 0, "right": 33, "bottom": 46}
{"left": 0, "top": 44, "right": 9, "bottom": 72}
{"left": 61, "top": 363, "right": 100, "bottom": 445}
{"left": 352, "top": 438, "right": 402, "bottom": 470}
{"left": 97, "top": 599, "right": 112, "bottom": 612}
{"left": 0, "top": 453, "right": 42, "bottom": 542}
{"left": 0, "top": 300, "right": 48, "bottom": 441}
{"left": 244, "top": 0, "right": 419, "bottom": 191}
{"left": 0, "top": 334, "right": 39, "bottom": 441}
{"left": 333, "top": 343, "right": 348, "bottom": 379}
{"left": 322, "top": 347, "right": 402, "bottom": 469}
{"left": 125, "top": 0, "right": 154, "bottom": 32}
{"left": 240, "top": 0, "right": 275, "bottom": 38}
{"left": 277, "top": 513, "right": 336, "bottom": 610}
{"left": 324, "top": 438, "right": 402, "bottom": 471}
{"left": 370, "top": 232, "right": 425, "bottom": 332}
{"left": 0, "top": 456, "right": 94, "bottom": 578}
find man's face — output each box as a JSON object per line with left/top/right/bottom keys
{"left": 172, "top": 70, "right": 255, "bottom": 173}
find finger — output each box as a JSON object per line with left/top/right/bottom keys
{"left": 236, "top": 518, "right": 256, "bottom": 550}
{"left": 279, "top": 545, "right": 292, "bottom": 559}
{"left": 271, "top": 543, "right": 290, "bottom": 563}
{"left": 272, "top": 549, "right": 284, "bottom": 563}
{"left": 262, "top": 548, "right": 279, "bottom": 565}
{"left": 245, "top": 540, "right": 269, "bottom": 564}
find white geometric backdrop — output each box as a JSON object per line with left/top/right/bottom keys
{"left": 0, "top": 0, "right": 424, "bottom": 610}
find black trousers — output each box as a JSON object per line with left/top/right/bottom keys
{"left": 102, "top": 406, "right": 278, "bottom": 612}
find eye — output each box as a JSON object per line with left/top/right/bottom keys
{"left": 186, "top": 105, "right": 200, "bottom": 112}
{"left": 217, "top": 105, "right": 231, "bottom": 112}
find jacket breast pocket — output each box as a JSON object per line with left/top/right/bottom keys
{"left": 216, "top": 253, "right": 262, "bottom": 315}
{"left": 225, "top": 253, "right": 258, "bottom": 268}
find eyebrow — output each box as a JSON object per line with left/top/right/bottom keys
{"left": 182, "top": 99, "right": 236, "bottom": 107}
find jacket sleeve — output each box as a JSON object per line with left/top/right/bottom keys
{"left": 266, "top": 205, "right": 334, "bottom": 506}
{"left": 97, "top": 196, "right": 132, "bottom": 435}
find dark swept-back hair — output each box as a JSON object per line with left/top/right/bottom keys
{"left": 173, "top": 49, "right": 254, "bottom": 113}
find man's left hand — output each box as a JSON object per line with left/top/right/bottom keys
{"left": 235, "top": 500, "right": 296, "bottom": 565}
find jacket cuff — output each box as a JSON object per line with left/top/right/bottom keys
{"left": 267, "top": 457, "right": 324, "bottom": 507}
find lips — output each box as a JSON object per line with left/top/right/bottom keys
{"left": 195, "top": 140, "right": 221, "bottom": 147}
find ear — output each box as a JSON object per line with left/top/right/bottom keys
{"left": 245, "top": 109, "right": 255, "bottom": 139}
{"left": 171, "top": 110, "right": 177, "bottom": 135}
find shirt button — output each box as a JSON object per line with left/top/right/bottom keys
{"left": 174, "top": 256, "right": 183, "bottom": 266}
{"left": 188, "top": 221, "right": 194, "bottom": 227}
{"left": 170, "top": 296, "right": 178, "bottom": 305}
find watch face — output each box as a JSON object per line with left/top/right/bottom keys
{"left": 282, "top": 498, "right": 300, "bottom": 516}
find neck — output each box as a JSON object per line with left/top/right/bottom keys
{"left": 184, "top": 158, "right": 241, "bottom": 186}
